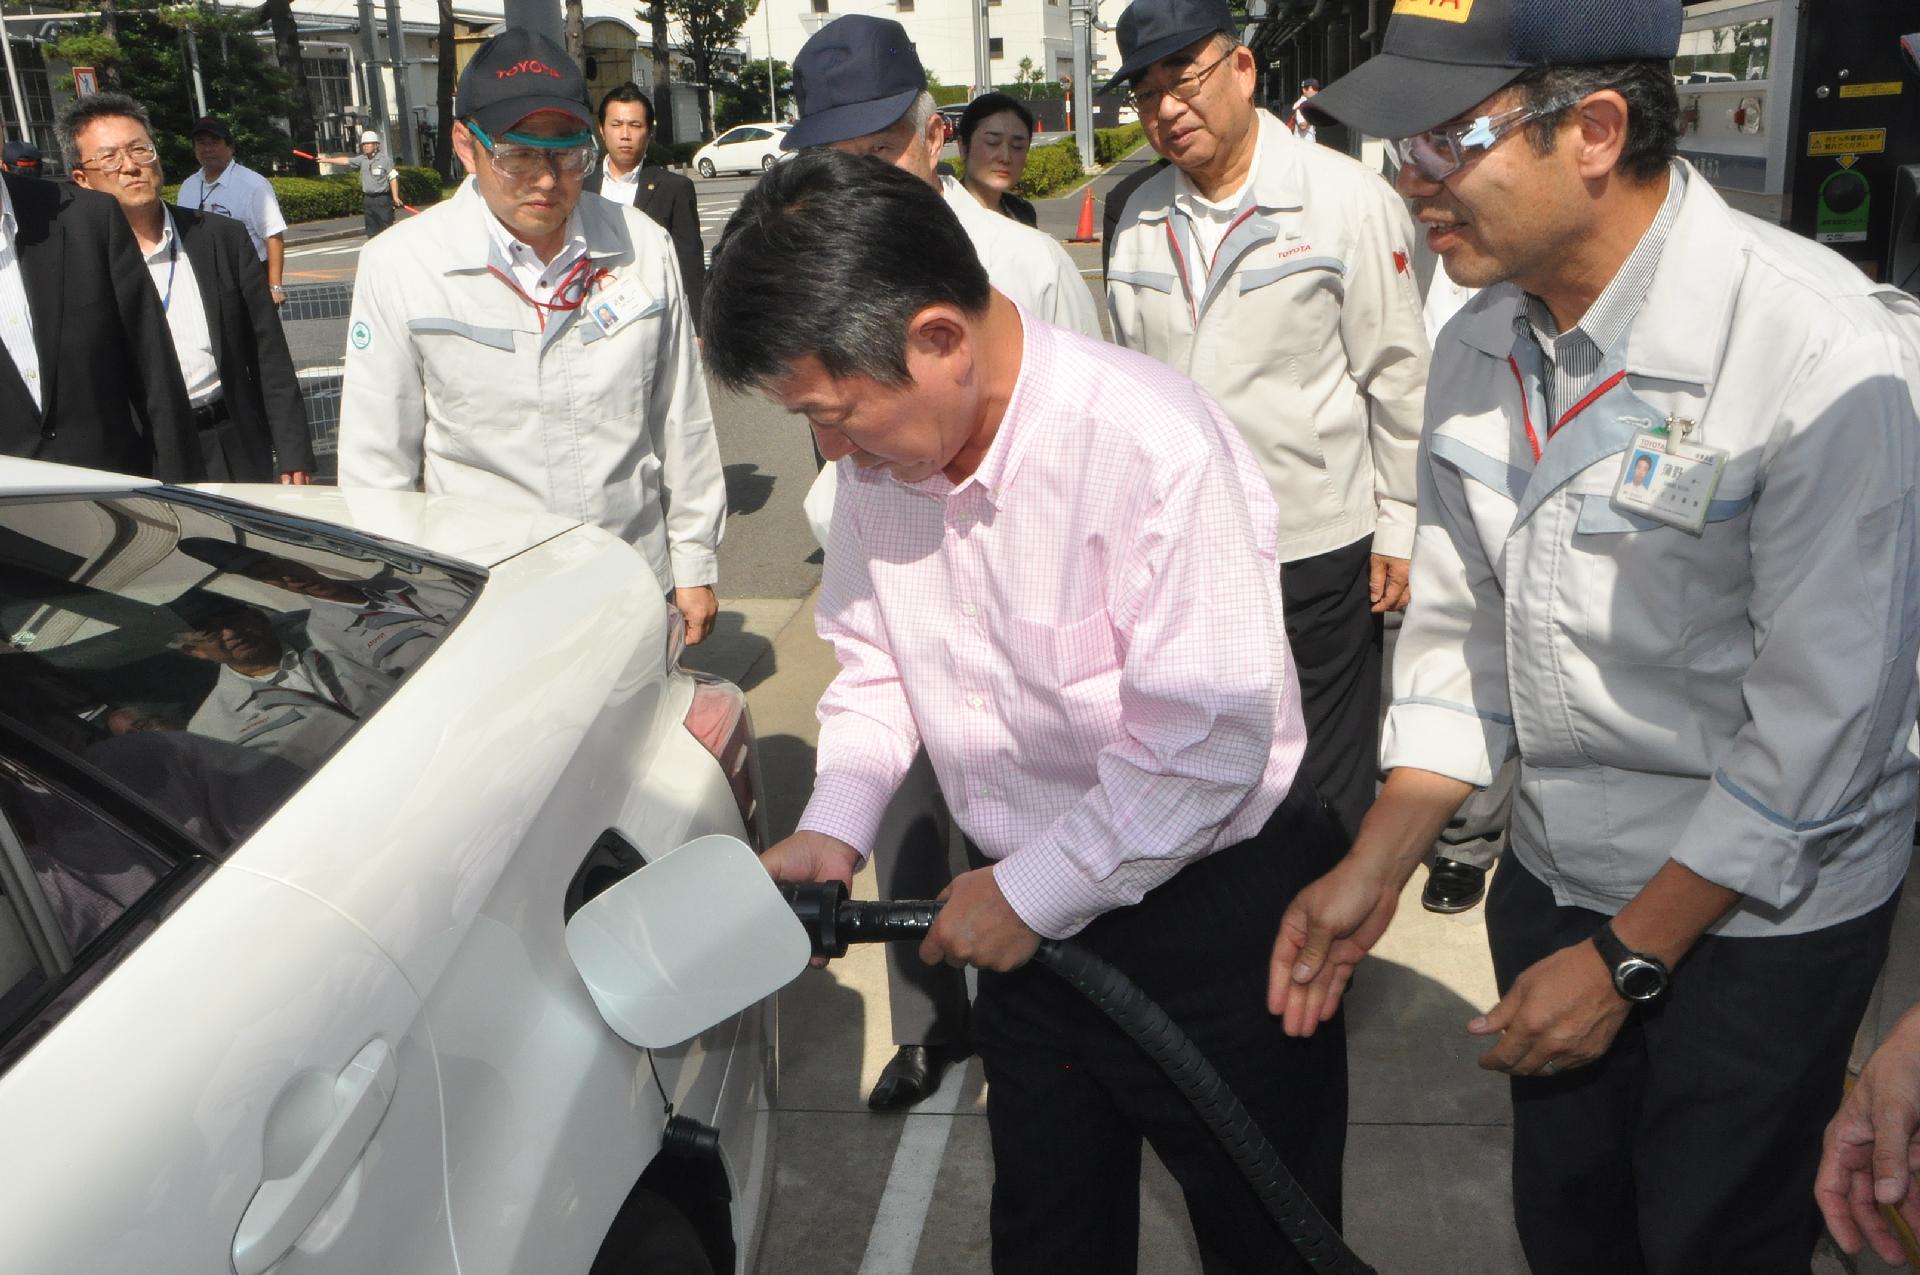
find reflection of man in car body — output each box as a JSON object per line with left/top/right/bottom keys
{"left": 178, "top": 538, "right": 453, "bottom": 679}
{"left": 177, "top": 604, "right": 381, "bottom": 770}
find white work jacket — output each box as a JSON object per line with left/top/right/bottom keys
{"left": 1385, "top": 168, "right": 1920, "bottom": 936}
{"left": 338, "top": 181, "right": 725, "bottom": 592}
{"left": 940, "top": 175, "right": 1101, "bottom": 338}
{"left": 1106, "top": 111, "right": 1428, "bottom": 562}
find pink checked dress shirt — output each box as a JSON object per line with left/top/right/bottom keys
{"left": 799, "top": 309, "right": 1309, "bottom": 939}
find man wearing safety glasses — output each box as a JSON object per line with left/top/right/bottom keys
{"left": 1103, "top": 0, "right": 1430, "bottom": 856}
{"left": 1268, "top": 1, "right": 1920, "bottom": 1270}
{"left": 338, "top": 29, "right": 725, "bottom": 644}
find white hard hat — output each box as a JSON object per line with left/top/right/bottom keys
{"left": 360, "top": 129, "right": 381, "bottom": 145}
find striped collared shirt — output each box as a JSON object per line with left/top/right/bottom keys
{"left": 800, "top": 308, "right": 1306, "bottom": 940}
{"left": 0, "top": 180, "right": 40, "bottom": 411}
{"left": 1522, "top": 163, "right": 1686, "bottom": 418}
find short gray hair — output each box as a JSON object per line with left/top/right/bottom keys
{"left": 57, "top": 92, "right": 155, "bottom": 168}
{"left": 902, "top": 90, "right": 936, "bottom": 139}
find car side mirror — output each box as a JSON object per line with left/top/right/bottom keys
{"left": 564, "top": 834, "right": 812, "bottom": 1048}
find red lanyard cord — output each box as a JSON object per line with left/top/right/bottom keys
{"left": 487, "top": 256, "right": 610, "bottom": 330}
{"left": 1509, "top": 355, "right": 1629, "bottom": 463}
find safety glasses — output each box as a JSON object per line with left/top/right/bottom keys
{"left": 466, "top": 119, "right": 597, "bottom": 180}
{"left": 1392, "top": 96, "right": 1582, "bottom": 183}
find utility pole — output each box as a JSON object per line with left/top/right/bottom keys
{"left": 185, "top": 29, "right": 209, "bottom": 118}
{"left": 384, "top": 0, "right": 419, "bottom": 164}
{"left": 502, "top": 0, "right": 564, "bottom": 45}
{"left": 0, "top": 20, "right": 29, "bottom": 147}
{"left": 971, "top": 0, "right": 991, "bottom": 96}
{"left": 1070, "top": 0, "right": 1095, "bottom": 167}
{"left": 764, "top": 0, "right": 776, "bottom": 120}
{"left": 355, "top": 0, "right": 388, "bottom": 150}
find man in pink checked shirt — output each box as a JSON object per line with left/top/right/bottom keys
{"left": 703, "top": 147, "right": 1349, "bottom": 1274}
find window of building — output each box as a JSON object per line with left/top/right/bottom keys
{"left": 811, "top": 0, "right": 829, "bottom": 13}
{"left": 301, "top": 56, "right": 355, "bottom": 149}
{"left": 989, "top": 37, "right": 1004, "bottom": 58}
{"left": 898, "top": 0, "right": 914, "bottom": 10}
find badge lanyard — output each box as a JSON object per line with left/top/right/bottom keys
{"left": 1507, "top": 354, "right": 1628, "bottom": 463}
{"left": 158, "top": 235, "right": 178, "bottom": 313}
{"left": 486, "top": 255, "right": 611, "bottom": 331}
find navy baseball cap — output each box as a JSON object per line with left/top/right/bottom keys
{"left": 784, "top": 15, "right": 926, "bottom": 150}
{"left": 1101, "top": 0, "right": 1238, "bottom": 95}
{"left": 456, "top": 28, "right": 592, "bottom": 135}
{"left": 1309, "top": 0, "right": 1682, "bottom": 138}
{"left": 190, "top": 116, "right": 233, "bottom": 143}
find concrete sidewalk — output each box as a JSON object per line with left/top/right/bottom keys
{"left": 687, "top": 593, "right": 1920, "bottom": 1274}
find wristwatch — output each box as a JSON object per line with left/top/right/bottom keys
{"left": 1592, "top": 921, "right": 1671, "bottom": 1003}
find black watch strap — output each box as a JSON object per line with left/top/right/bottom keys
{"left": 1593, "top": 921, "right": 1671, "bottom": 1003}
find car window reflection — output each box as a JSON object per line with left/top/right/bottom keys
{"left": 0, "top": 494, "right": 480, "bottom": 855}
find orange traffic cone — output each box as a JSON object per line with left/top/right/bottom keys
{"left": 1068, "top": 185, "right": 1100, "bottom": 244}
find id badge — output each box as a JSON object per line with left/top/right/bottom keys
{"left": 1612, "top": 430, "right": 1728, "bottom": 533}
{"left": 588, "top": 273, "right": 649, "bottom": 337}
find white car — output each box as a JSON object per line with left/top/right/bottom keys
{"left": 0, "top": 461, "right": 775, "bottom": 1275}
{"left": 694, "top": 123, "right": 791, "bottom": 178}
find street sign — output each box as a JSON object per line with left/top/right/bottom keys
{"left": 72, "top": 67, "right": 98, "bottom": 97}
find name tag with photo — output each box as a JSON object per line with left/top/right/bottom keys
{"left": 1612, "top": 431, "right": 1728, "bottom": 534}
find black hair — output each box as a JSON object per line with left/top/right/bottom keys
{"left": 597, "top": 81, "right": 655, "bottom": 128}
{"left": 56, "top": 91, "right": 155, "bottom": 168}
{"left": 703, "top": 149, "right": 991, "bottom": 391}
{"left": 1511, "top": 60, "right": 1679, "bottom": 183}
{"left": 958, "top": 92, "right": 1035, "bottom": 148}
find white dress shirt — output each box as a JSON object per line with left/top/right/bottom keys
{"left": 176, "top": 161, "right": 288, "bottom": 262}
{"left": 483, "top": 204, "right": 590, "bottom": 304}
{"left": 0, "top": 179, "right": 41, "bottom": 411}
{"left": 597, "top": 155, "right": 643, "bottom": 207}
{"left": 144, "top": 208, "right": 222, "bottom": 407}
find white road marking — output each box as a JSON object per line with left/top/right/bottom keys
{"left": 855, "top": 1060, "right": 968, "bottom": 1275}
{"left": 285, "top": 243, "right": 361, "bottom": 259}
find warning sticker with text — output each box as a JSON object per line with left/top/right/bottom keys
{"left": 1808, "top": 129, "right": 1888, "bottom": 157}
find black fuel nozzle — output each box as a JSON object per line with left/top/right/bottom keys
{"left": 779, "top": 882, "right": 942, "bottom": 958}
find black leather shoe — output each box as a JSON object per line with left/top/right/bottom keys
{"left": 867, "top": 1043, "right": 963, "bottom": 1111}
{"left": 1422, "top": 857, "right": 1488, "bottom": 914}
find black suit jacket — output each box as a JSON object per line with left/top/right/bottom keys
{"left": 582, "top": 164, "right": 706, "bottom": 330}
{"left": 171, "top": 205, "right": 314, "bottom": 478}
{"left": 1, "top": 174, "right": 198, "bottom": 480}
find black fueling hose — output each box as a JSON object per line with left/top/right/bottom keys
{"left": 780, "top": 882, "right": 1378, "bottom": 1275}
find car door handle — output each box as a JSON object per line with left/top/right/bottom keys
{"left": 231, "top": 1038, "right": 398, "bottom": 1275}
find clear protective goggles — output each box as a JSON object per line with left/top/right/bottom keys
{"left": 1391, "top": 96, "right": 1581, "bottom": 183}
{"left": 466, "top": 119, "right": 598, "bottom": 180}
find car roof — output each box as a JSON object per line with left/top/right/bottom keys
{"left": 0, "top": 456, "right": 160, "bottom": 497}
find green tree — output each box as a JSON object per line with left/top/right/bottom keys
{"left": 713, "top": 57, "right": 790, "bottom": 132}
{"left": 48, "top": 1, "right": 292, "bottom": 179}
{"left": 665, "top": 0, "right": 751, "bottom": 139}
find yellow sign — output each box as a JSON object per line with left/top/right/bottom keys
{"left": 1839, "top": 81, "right": 1904, "bottom": 99}
{"left": 1808, "top": 128, "right": 1888, "bottom": 157}
{"left": 1392, "top": 0, "right": 1474, "bottom": 23}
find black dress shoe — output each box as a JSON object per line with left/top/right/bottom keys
{"left": 868, "top": 1043, "right": 962, "bottom": 1111}
{"left": 1422, "top": 857, "right": 1488, "bottom": 914}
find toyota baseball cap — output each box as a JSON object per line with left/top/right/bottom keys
{"left": 1101, "top": 0, "right": 1238, "bottom": 95}
{"left": 455, "top": 28, "right": 592, "bottom": 135}
{"left": 190, "top": 116, "right": 233, "bottom": 143}
{"left": 1309, "top": 0, "right": 1682, "bottom": 139}
{"left": 784, "top": 15, "right": 926, "bottom": 151}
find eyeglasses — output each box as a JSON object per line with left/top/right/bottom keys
{"left": 466, "top": 120, "right": 597, "bottom": 180}
{"left": 79, "top": 142, "right": 158, "bottom": 174}
{"left": 1392, "top": 96, "right": 1582, "bottom": 183}
{"left": 1127, "top": 48, "right": 1236, "bottom": 112}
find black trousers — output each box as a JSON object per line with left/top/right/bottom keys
{"left": 363, "top": 191, "right": 395, "bottom": 237}
{"left": 876, "top": 749, "right": 970, "bottom": 1046}
{"left": 1279, "top": 537, "right": 1382, "bottom": 842}
{"left": 975, "top": 783, "right": 1349, "bottom": 1275}
{"left": 1486, "top": 854, "right": 1898, "bottom": 1275}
